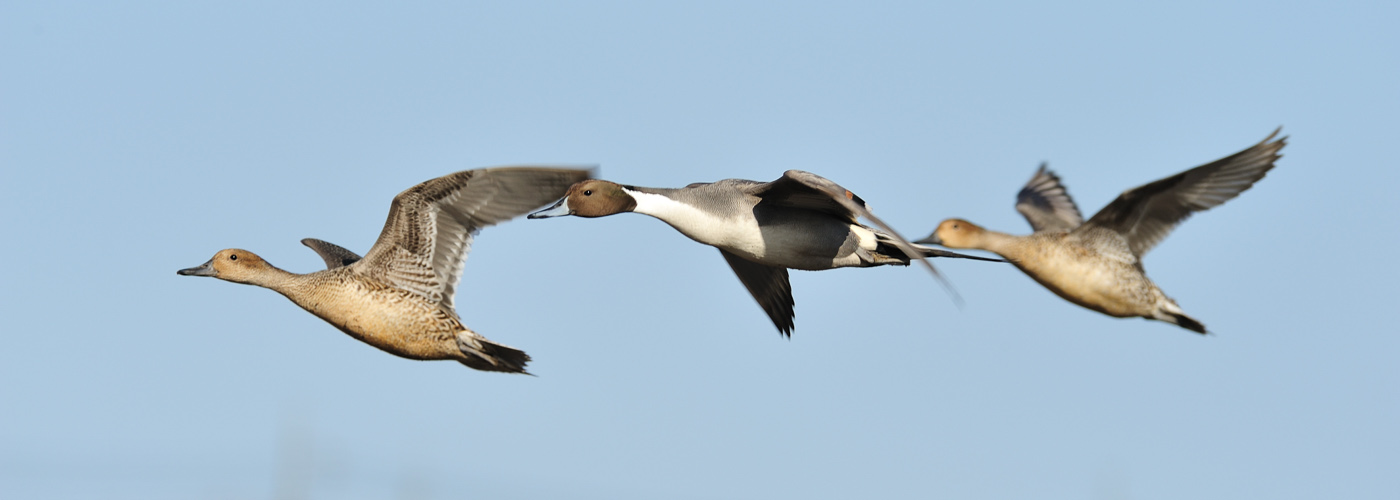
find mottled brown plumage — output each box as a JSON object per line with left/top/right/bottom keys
{"left": 920, "top": 129, "right": 1286, "bottom": 333}
{"left": 178, "top": 166, "right": 592, "bottom": 372}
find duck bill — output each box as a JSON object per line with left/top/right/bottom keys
{"left": 914, "top": 233, "right": 942, "bottom": 246}
{"left": 177, "top": 259, "right": 217, "bottom": 277}
{"left": 527, "top": 197, "right": 572, "bottom": 219}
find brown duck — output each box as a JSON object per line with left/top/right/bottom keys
{"left": 178, "top": 167, "right": 591, "bottom": 373}
{"left": 920, "top": 129, "right": 1286, "bottom": 334}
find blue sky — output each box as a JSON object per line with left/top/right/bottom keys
{"left": 3, "top": 1, "right": 1397, "bottom": 499}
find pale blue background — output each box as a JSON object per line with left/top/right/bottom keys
{"left": 3, "top": 1, "right": 1397, "bottom": 499}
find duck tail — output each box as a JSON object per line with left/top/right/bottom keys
{"left": 1152, "top": 305, "right": 1208, "bottom": 334}
{"left": 917, "top": 246, "right": 1006, "bottom": 263}
{"left": 1164, "top": 312, "right": 1208, "bottom": 334}
{"left": 876, "top": 237, "right": 1005, "bottom": 263}
{"left": 1149, "top": 294, "right": 1209, "bottom": 334}
{"left": 456, "top": 334, "right": 534, "bottom": 374}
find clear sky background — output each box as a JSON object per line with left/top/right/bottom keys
{"left": 3, "top": 1, "right": 1397, "bottom": 499}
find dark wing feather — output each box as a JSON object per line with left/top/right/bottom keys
{"left": 359, "top": 167, "right": 593, "bottom": 310}
{"left": 742, "top": 170, "right": 865, "bottom": 223}
{"left": 719, "top": 249, "right": 795, "bottom": 337}
{"left": 1015, "top": 163, "right": 1084, "bottom": 232}
{"left": 745, "top": 170, "right": 956, "bottom": 296}
{"left": 1082, "top": 129, "right": 1286, "bottom": 258}
{"left": 301, "top": 238, "right": 363, "bottom": 269}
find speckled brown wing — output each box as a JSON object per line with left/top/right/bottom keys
{"left": 357, "top": 167, "right": 593, "bottom": 311}
{"left": 1081, "top": 129, "right": 1285, "bottom": 258}
{"left": 1015, "top": 163, "right": 1084, "bottom": 233}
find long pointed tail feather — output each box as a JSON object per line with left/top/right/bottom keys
{"left": 917, "top": 245, "right": 1006, "bottom": 262}
{"left": 1163, "top": 312, "right": 1208, "bottom": 334}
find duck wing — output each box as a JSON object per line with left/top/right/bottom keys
{"left": 1015, "top": 163, "right": 1084, "bottom": 233}
{"left": 719, "top": 249, "right": 795, "bottom": 337}
{"left": 301, "top": 238, "right": 363, "bottom": 269}
{"left": 358, "top": 167, "right": 593, "bottom": 310}
{"left": 1081, "top": 129, "right": 1286, "bottom": 258}
{"left": 745, "top": 170, "right": 955, "bottom": 296}
{"left": 744, "top": 170, "right": 867, "bottom": 224}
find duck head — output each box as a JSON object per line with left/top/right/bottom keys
{"left": 177, "top": 249, "right": 277, "bottom": 285}
{"left": 528, "top": 180, "right": 637, "bottom": 219}
{"left": 916, "top": 219, "right": 986, "bottom": 249}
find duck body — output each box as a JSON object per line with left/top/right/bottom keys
{"left": 624, "top": 180, "right": 889, "bottom": 271}
{"left": 921, "top": 129, "right": 1287, "bottom": 334}
{"left": 530, "top": 170, "right": 1001, "bottom": 335}
{"left": 274, "top": 268, "right": 467, "bottom": 361}
{"left": 181, "top": 253, "right": 507, "bottom": 367}
{"left": 178, "top": 167, "right": 592, "bottom": 373}
{"left": 992, "top": 229, "right": 1170, "bottom": 319}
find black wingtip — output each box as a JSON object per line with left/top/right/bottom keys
{"left": 773, "top": 315, "right": 795, "bottom": 338}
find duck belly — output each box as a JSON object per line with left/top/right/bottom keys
{"left": 718, "top": 216, "right": 873, "bottom": 270}
{"left": 290, "top": 286, "right": 463, "bottom": 360}
{"left": 1015, "top": 249, "right": 1156, "bottom": 318}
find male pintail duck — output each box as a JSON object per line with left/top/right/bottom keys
{"left": 527, "top": 170, "right": 1002, "bottom": 336}
{"left": 918, "top": 129, "right": 1286, "bottom": 334}
{"left": 178, "top": 167, "right": 592, "bottom": 373}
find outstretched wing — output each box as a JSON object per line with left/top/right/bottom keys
{"left": 1015, "top": 163, "right": 1084, "bottom": 233}
{"left": 1082, "top": 129, "right": 1286, "bottom": 258}
{"left": 358, "top": 167, "right": 593, "bottom": 311}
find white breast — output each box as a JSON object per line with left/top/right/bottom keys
{"left": 628, "top": 190, "right": 768, "bottom": 257}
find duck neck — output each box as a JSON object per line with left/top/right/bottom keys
{"left": 624, "top": 186, "right": 693, "bottom": 223}
{"left": 969, "top": 229, "right": 1024, "bottom": 258}
{"left": 622, "top": 185, "right": 734, "bottom": 247}
{"left": 241, "top": 264, "right": 303, "bottom": 295}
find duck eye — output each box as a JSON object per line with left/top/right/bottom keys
{"left": 229, "top": 254, "right": 238, "bottom": 261}
{"left": 583, "top": 190, "right": 593, "bottom": 196}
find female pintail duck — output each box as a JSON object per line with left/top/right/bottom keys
{"left": 178, "top": 167, "right": 592, "bottom": 373}
{"left": 528, "top": 170, "right": 1001, "bottom": 336}
{"left": 918, "top": 129, "right": 1286, "bottom": 334}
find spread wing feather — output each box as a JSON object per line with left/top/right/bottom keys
{"left": 358, "top": 167, "right": 593, "bottom": 311}
{"left": 1015, "top": 164, "right": 1084, "bottom": 233}
{"left": 1081, "top": 129, "right": 1286, "bottom": 258}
